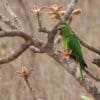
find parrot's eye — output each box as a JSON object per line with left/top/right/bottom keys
{"left": 62, "top": 27, "right": 65, "bottom": 30}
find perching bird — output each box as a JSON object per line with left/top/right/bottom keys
{"left": 57, "top": 24, "right": 87, "bottom": 81}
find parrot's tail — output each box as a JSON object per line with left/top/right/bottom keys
{"left": 79, "top": 63, "right": 85, "bottom": 81}
{"left": 79, "top": 61, "right": 87, "bottom": 81}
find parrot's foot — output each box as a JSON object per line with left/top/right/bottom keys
{"left": 80, "top": 76, "right": 85, "bottom": 84}
{"left": 57, "top": 50, "right": 71, "bottom": 62}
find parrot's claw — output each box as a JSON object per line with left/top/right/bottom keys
{"left": 60, "top": 55, "right": 70, "bottom": 62}
{"left": 57, "top": 49, "right": 72, "bottom": 62}
{"left": 60, "top": 51, "right": 71, "bottom": 62}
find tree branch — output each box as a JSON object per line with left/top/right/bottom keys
{"left": 0, "top": 14, "right": 18, "bottom": 29}
{"left": 0, "top": 30, "right": 45, "bottom": 49}
{"left": 4, "top": 0, "right": 23, "bottom": 31}
{"left": 36, "top": 12, "right": 50, "bottom": 33}
{"left": 77, "top": 36, "right": 100, "bottom": 55}
{"left": 0, "top": 40, "right": 32, "bottom": 64}
{"left": 64, "top": 0, "right": 78, "bottom": 21}
{"left": 92, "top": 58, "right": 100, "bottom": 67}
{"left": 0, "top": 30, "right": 32, "bottom": 40}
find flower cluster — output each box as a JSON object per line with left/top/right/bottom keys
{"left": 17, "top": 67, "right": 33, "bottom": 79}
{"left": 48, "top": 4, "right": 62, "bottom": 19}
{"left": 32, "top": 4, "right": 82, "bottom": 20}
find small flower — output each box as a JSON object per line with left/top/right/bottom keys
{"left": 57, "top": 49, "right": 72, "bottom": 61}
{"left": 72, "top": 8, "right": 82, "bottom": 15}
{"left": 48, "top": 4, "right": 62, "bottom": 19}
{"left": 17, "top": 67, "right": 33, "bottom": 78}
{"left": 49, "top": 4, "right": 62, "bottom": 14}
{"left": 32, "top": 5, "right": 47, "bottom": 14}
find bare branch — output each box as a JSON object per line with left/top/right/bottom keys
{"left": 85, "top": 69, "right": 100, "bottom": 81}
{"left": 75, "top": 35, "right": 100, "bottom": 56}
{"left": 4, "top": 0, "right": 23, "bottom": 30}
{"left": 0, "top": 30, "right": 32, "bottom": 40}
{"left": 0, "top": 30, "right": 45, "bottom": 50}
{"left": 18, "top": 0, "right": 34, "bottom": 34}
{"left": 0, "top": 40, "right": 32, "bottom": 64}
{"left": 31, "top": 37, "right": 44, "bottom": 50}
{"left": 0, "top": 30, "right": 45, "bottom": 53}
{"left": 92, "top": 58, "right": 100, "bottom": 67}
{"left": 0, "top": 14, "right": 18, "bottom": 29}
{"left": 36, "top": 12, "right": 50, "bottom": 33}
{"left": 29, "top": 46, "right": 41, "bottom": 53}
{"left": 64, "top": 0, "right": 78, "bottom": 21}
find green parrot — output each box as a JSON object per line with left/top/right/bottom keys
{"left": 57, "top": 24, "right": 87, "bottom": 81}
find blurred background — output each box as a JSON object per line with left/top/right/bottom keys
{"left": 0, "top": 0, "right": 100, "bottom": 100}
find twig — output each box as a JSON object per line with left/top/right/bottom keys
{"left": 85, "top": 69, "right": 100, "bottom": 81}
{"left": 92, "top": 58, "right": 100, "bottom": 67}
{"left": 17, "top": 67, "right": 35, "bottom": 100}
{"left": 4, "top": 0, "right": 24, "bottom": 31}
{"left": 0, "top": 14, "right": 18, "bottom": 29}
{"left": 24, "top": 78, "right": 36, "bottom": 100}
{"left": 18, "top": 0, "right": 34, "bottom": 33}
{"left": 29, "top": 46, "right": 41, "bottom": 53}
{"left": 0, "top": 30, "right": 44, "bottom": 64}
{"left": 36, "top": 12, "right": 50, "bottom": 33}
{"left": 75, "top": 35, "right": 100, "bottom": 56}
{"left": 0, "top": 40, "right": 32, "bottom": 64}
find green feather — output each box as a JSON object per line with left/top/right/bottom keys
{"left": 57, "top": 24, "right": 87, "bottom": 81}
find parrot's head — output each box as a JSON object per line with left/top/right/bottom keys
{"left": 57, "top": 24, "right": 71, "bottom": 37}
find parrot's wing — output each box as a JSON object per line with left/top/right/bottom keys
{"left": 69, "top": 35, "right": 83, "bottom": 60}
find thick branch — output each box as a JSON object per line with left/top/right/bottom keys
{"left": 48, "top": 53, "right": 100, "bottom": 99}
{"left": 0, "top": 30, "right": 45, "bottom": 50}
{"left": 0, "top": 40, "right": 32, "bottom": 64}
{"left": 64, "top": 0, "right": 78, "bottom": 21}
